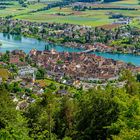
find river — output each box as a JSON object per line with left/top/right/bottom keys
{"left": 0, "top": 33, "right": 140, "bottom": 66}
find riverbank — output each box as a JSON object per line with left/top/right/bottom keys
{"left": 0, "top": 18, "right": 140, "bottom": 56}
{"left": 11, "top": 32, "right": 140, "bottom": 57}
{"left": 21, "top": 31, "right": 140, "bottom": 56}
{"left": 1, "top": 33, "right": 140, "bottom": 65}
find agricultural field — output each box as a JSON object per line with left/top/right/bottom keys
{"left": 0, "top": 0, "right": 140, "bottom": 28}
{"left": 15, "top": 7, "right": 114, "bottom": 26}
{"left": 27, "top": 0, "right": 62, "bottom": 2}
{"left": 110, "top": 0, "right": 139, "bottom": 6}
{"left": 15, "top": 6, "right": 140, "bottom": 27}
{"left": 0, "top": 2, "right": 45, "bottom": 17}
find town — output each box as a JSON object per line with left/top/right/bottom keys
{"left": 0, "top": 48, "right": 140, "bottom": 110}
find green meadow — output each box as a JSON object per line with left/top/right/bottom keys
{"left": 110, "top": 0, "right": 139, "bottom": 6}
{"left": 15, "top": 8, "right": 113, "bottom": 26}
{"left": 15, "top": 7, "right": 140, "bottom": 27}
{"left": 0, "top": 2, "right": 45, "bottom": 17}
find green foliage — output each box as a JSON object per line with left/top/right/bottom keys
{"left": 0, "top": 86, "right": 31, "bottom": 140}
{"left": 120, "top": 70, "right": 140, "bottom": 95}
{"left": 110, "top": 95, "right": 140, "bottom": 140}
{"left": 54, "top": 95, "right": 77, "bottom": 139}
{"left": 75, "top": 87, "right": 119, "bottom": 140}
{"left": 36, "top": 68, "right": 45, "bottom": 79}
{"left": 25, "top": 92, "right": 60, "bottom": 140}
{"left": 1, "top": 71, "right": 140, "bottom": 139}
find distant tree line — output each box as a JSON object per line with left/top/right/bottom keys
{"left": 30, "top": 1, "right": 71, "bottom": 13}
{"left": 63, "top": 0, "right": 121, "bottom": 3}
{"left": 72, "top": 5, "right": 137, "bottom": 11}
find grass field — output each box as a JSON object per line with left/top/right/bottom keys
{"left": 15, "top": 6, "right": 140, "bottom": 27}
{"left": 15, "top": 8, "right": 113, "bottom": 26}
{"left": 0, "top": 2, "right": 45, "bottom": 17}
{"left": 0, "top": 0, "right": 140, "bottom": 28}
{"left": 110, "top": 0, "right": 139, "bottom": 6}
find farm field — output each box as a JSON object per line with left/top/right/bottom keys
{"left": 15, "top": 8, "right": 114, "bottom": 26}
{"left": 109, "top": 0, "right": 139, "bottom": 6}
{"left": 0, "top": 2, "right": 45, "bottom": 17}
{"left": 0, "top": 0, "right": 140, "bottom": 27}
{"left": 15, "top": 6, "right": 140, "bottom": 27}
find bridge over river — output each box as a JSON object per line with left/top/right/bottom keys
{"left": 82, "top": 48, "right": 96, "bottom": 53}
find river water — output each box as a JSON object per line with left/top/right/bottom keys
{"left": 0, "top": 33, "right": 140, "bottom": 66}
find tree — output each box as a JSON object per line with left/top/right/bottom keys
{"left": 136, "top": 73, "right": 140, "bottom": 82}
{"left": 45, "top": 44, "right": 50, "bottom": 51}
{"left": 110, "top": 96, "right": 140, "bottom": 140}
{"left": 36, "top": 68, "right": 46, "bottom": 79}
{"left": 25, "top": 92, "right": 59, "bottom": 140}
{"left": 0, "top": 85, "right": 31, "bottom": 140}
{"left": 18, "top": 0, "right": 25, "bottom": 4}
{"left": 120, "top": 70, "right": 140, "bottom": 95}
{"left": 54, "top": 95, "right": 77, "bottom": 139}
{"left": 75, "top": 87, "right": 119, "bottom": 140}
